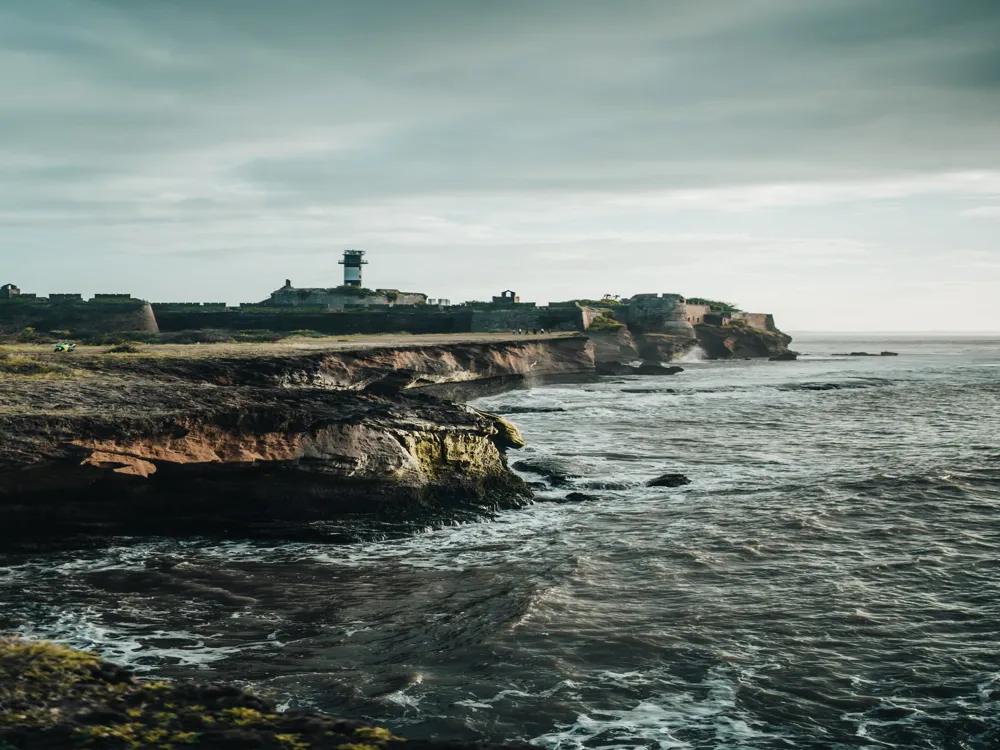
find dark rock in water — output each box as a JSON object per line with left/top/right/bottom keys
{"left": 597, "top": 361, "right": 638, "bottom": 376}
{"left": 512, "top": 458, "right": 576, "bottom": 487}
{"left": 494, "top": 405, "right": 568, "bottom": 414}
{"left": 647, "top": 473, "right": 692, "bottom": 488}
{"left": 636, "top": 362, "right": 684, "bottom": 376}
{"left": 526, "top": 481, "right": 548, "bottom": 491}
{"left": 0, "top": 637, "right": 539, "bottom": 750}
{"left": 769, "top": 351, "right": 799, "bottom": 361}
{"left": 580, "top": 480, "right": 632, "bottom": 490}
{"left": 533, "top": 491, "right": 601, "bottom": 504}
{"left": 834, "top": 351, "right": 899, "bottom": 357}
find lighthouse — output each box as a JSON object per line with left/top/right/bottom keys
{"left": 339, "top": 249, "right": 368, "bottom": 287}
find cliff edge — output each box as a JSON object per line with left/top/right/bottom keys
{"left": 694, "top": 321, "right": 793, "bottom": 359}
{"left": 0, "top": 338, "right": 596, "bottom": 546}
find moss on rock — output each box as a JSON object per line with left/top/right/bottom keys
{"left": 0, "top": 638, "right": 538, "bottom": 750}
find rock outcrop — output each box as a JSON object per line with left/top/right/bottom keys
{"left": 0, "top": 339, "right": 600, "bottom": 545}
{"left": 633, "top": 333, "right": 697, "bottom": 362}
{"left": 694, "top": 322, "right": 793, "bottom": 359}
{"left": 585, "top": 326, "right": 638, "bottom": 363}
{"left": 0, "top": 377, "right": 529, "bottom": 544}
{"left": 71, "top": 337, "right": 596, "bottom": 400}
{"left": 0, "top": 638, "right": 537, "bottom": 750}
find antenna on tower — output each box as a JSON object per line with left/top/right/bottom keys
{"left": 338, "top": 249, "right": 368, "bottom": 287}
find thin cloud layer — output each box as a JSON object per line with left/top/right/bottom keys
{"left": 0, "top": 0, "right": 998, "bottom": 329}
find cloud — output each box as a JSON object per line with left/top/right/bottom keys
{"left": 961, "top": 205, "right": 1000, "bottom": 218}
{"left": 0, "top": 0, "right": 999, "bottom": 328}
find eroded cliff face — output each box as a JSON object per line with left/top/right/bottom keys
{"left": 75, "top": 336, "right": 596, "bottom": 396}
{"left": 694, "top": 323, "right": 793, "bottom": 359}
{"left": 0, "top": 341, "right": 551, "bottom": 545}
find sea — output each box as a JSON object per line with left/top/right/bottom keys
{"left": 2, "top": 334, "right": 999, "bottom": 750}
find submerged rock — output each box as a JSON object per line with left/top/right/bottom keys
{"left": 511, "top": 458, "right": 576, "bottom": 487}
{"left": 0, "top": 638, "right": 537, "bottom": 750}
{"left": 647, "top": 473, "right": 692, "bottom": 488}
{"left": 636, "top": 362, "right": 684, "bottom": 375}
{"left": 564, "top": 491, "right": 601, "bottom": 502}
{"left": 832, "top": 351, "right": 900, "bottom": 357}
{"left": 596, "top": 360, "right": 638, "bottom": 376}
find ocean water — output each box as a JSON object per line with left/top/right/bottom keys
{"left": 3, "top": 334, "right": 1000, "bottom": 749}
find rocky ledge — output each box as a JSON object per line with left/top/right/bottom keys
{"left": 0, "top": 344, "right": 541, "bottom": 546}
{"left": 0, "top": 638, "right": 536, "bottom": 750}
{"left": 694, "top": 322, "right": 793, "bottom": 359}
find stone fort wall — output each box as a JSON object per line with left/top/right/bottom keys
{"left": 153, "top": 307, "right": 474, "bottom": 335}
{"left": 470, "top": 305, "right": 586, "bottom": 332}
{"left": 0, "top": 300, "right": 159, "bottom": 335}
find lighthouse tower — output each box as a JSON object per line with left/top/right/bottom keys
{"left": 339, "top": 249, "right": 368, "bottom": 287}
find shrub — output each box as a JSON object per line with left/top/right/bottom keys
{"left": 587, "top": 315, "right": 625, "bottom": 331}
{"left": 106, "top": 343, "right": 141, "bottom": 354}
{"left": 289, "top": 329, "right": 327, "bottom": 338}
{"left": 17, "top": 327, "right": 37, "bottom": 342}
{"left": 686, "top": 297, "right": 741, "bottom": 312}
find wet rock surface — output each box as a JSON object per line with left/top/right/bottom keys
{"left": 0, "top": 345, "right": 550, "bottom": 547}
{"left": 0, "top": 638, "right": 538, "bottom": 750}
{"left": 510, "top": 458, "right": 577, "bottom": 488}
{"left": 646, "top": 473, "right": 692, "bottom": 488}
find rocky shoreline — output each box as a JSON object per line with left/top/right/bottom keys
{"left": 1, "top": 339, "right": 567, "bottom": 548}
{"left": 0, "top": 325, "right": 792, "bottom": 548}
{"left": 0, "top": 638, "right": 537, "bottom": 750}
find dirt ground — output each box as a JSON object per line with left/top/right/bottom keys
{"left": 0, "top": 331, "right": 579, "bottom": 361}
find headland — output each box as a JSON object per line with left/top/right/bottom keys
{"left": 1, "top": 254, "right": 795, "bottom": 545}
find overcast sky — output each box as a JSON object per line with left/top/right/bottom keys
{"left": 1, "top": 0, "right": 998, "bottom": 330}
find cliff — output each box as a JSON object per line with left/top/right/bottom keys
{"left": 694, "top": 321, "right": 793, "bottom": 359}
{"left": 0, "top": 337, "right": 600, "bottom": 545}
{"left": 0, "top": 638, "right": 536, "bottom": 750}
{"left": 0, "top": 378, "right": 528, "bottom": 544}
{"left": 65, "top": 336, "right": 597, "bottom": 399}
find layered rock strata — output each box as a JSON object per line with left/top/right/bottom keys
{"left": 0, "top": 377, "right": 529, "bottom": 543}
{"left": 72, "top": 337, "right": 597, "bottom": 398}
{"left": 0, "top": 339, "right": 601, "bottom": 544}
{"left": 694, "top": 322, "right": 793, "bottom": 359}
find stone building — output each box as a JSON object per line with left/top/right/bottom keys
{"left": 492, "top": 290, "right": 520, "bottom": 305}
{"left": 0, "top": 283, "right": 21, "bottom": 299}
{"left": 262, "top": 280, "right": 427, "bottom": 310}
{"left": 623, "top": 293, "right": 696, "bottom": 338}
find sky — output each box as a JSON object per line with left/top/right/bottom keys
{"left": 1, "top": 0, "right": 998, "bottom": 331}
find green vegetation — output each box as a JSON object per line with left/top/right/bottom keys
{"left": 573, "top": 295, "right": 623, "bottom": 307}
{"left": 686, "top": 297, "right": 741, "bottom": 312}
{"left": 586, "top": 314, "right": 624, "bottom": 331}
{"left": 0, "top": 638, "right": 411, "bottom": 749}
{"left": 106, "top": 343, "right": 142, "bottom": 354}
{"left": 329, "top": 285, "right": 383, "bottom": 298}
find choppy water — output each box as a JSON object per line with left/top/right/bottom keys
{"left": 3, "top": 334, "right": 1000, "bottom": 749}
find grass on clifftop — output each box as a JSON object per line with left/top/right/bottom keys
{"left": 0, "top": 638, "right": 409, "bottom": 750}
{"left": 0, "top": 351, "right": 85, "bottom": 379}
